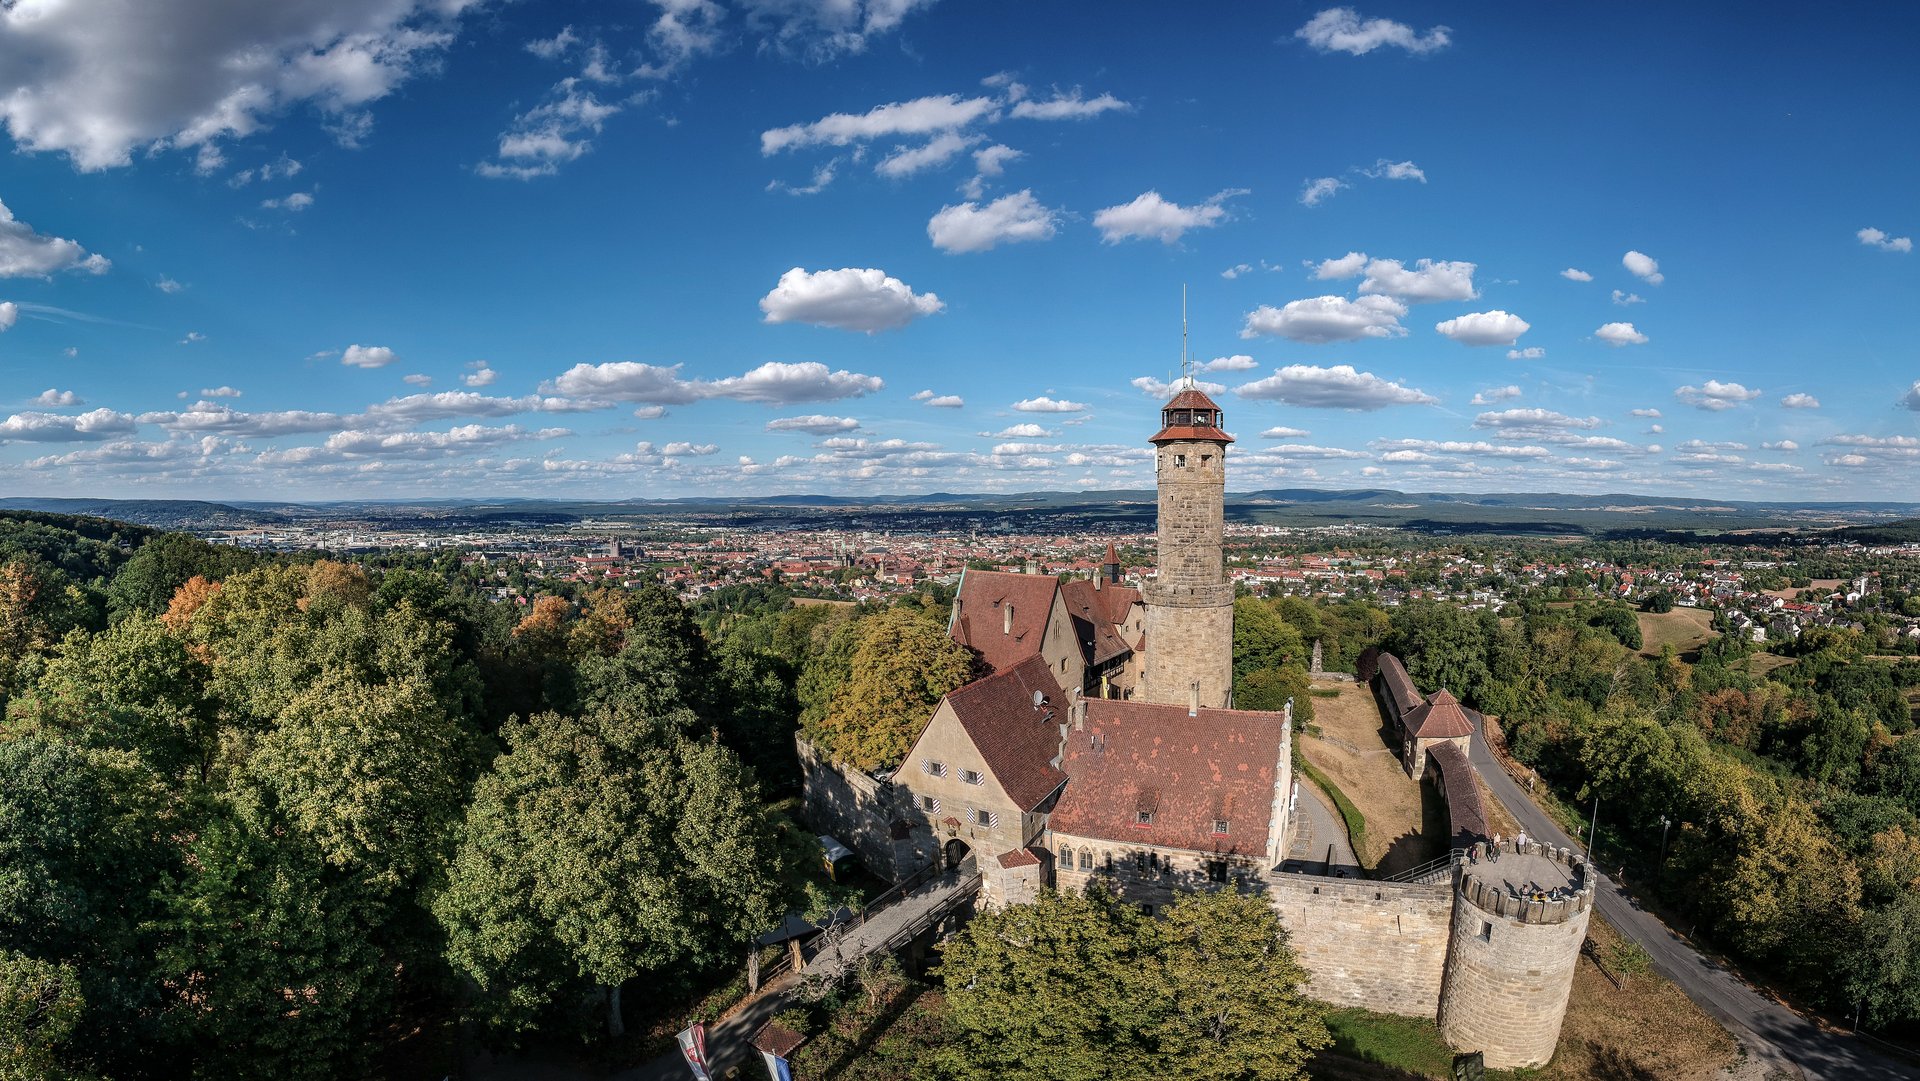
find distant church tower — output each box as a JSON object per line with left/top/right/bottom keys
{"left": 1139, "top": 374, "right": 1236, "bottom": 710}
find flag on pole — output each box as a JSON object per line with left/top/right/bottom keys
{"left": 677, "top": 1022, "right": 711, "bottom": 1081}
{"left": 760, "top": 1048, "right": 794, "bottom": 1081}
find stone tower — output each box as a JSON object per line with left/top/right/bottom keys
{"left": 1439, "top": 844, "right": 1594, "bottom": 1068}
{"left": 1139, "top": 385, "right": 1235, "bottom": 709}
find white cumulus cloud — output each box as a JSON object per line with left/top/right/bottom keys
{"left": 1622, "top": 250, "right": 1664, "bottom": 285}
{"left": 1472, "top": 408, "right": 1602, "bottom": 431}
{"left": 1008, "top": 90, "right": 1128, "bottom": 121}
{"left": 1675, "top": 380, "right": 1763, "bottom": 411}
{"left": 1857, "top": 227, "right": 1913, "bottom": 253}
{"left": 766, "top": 414, "right": 860, "bottom": 435}
{"left": 1507, "top": 346, "right": 1546, "bottom": 360}
{"left": 1131, "top": 376, "right": 1225, "bottom": 399}
{"left": 1294, "top": 8, "right": 1452, "bottom": 55}
{"left": 1299, "top": 177, "right": 1346, "bottom": 206}
{"left": 1092, "top": 189, "right": 1239, "bottom": 244}
{"left": 0, "top": 198, "right": 110, "bottom": 277}
{"left": 32, "top": 388, "right": 82, "bottom": 406}
{"left": 761, "top": 93, "right": 999, "bottom": 155}
{"left": 1560, "top": 268, "right": 1593, "bottom": 282}
{"left": 1469, "top": 385, "right": 1521, "bottom": 405}
{"left": 1435, "top": 310, "right": 1530, "bottom": 346}
{"left": 1235, "top": 364, "right": 1436, "bottom": 410}
{"left": 0, "top": 408, "right": 136, "bottom": 442}
{"left": 1594, "top": 322, "right": 1649, "bottom": 346}
{"left": 1199, "top": 354, "right": 1257, "bottom": 372}
{"left": 759, "top": 267, "right": 943, "bottom": 332}
{"left": 1012, "top": 396, "right": 1087, "bottom": 413}
{"left": 1261, "top": 426, "right": 1311, "bottom": 438}
{"left": 1363, "top": 159, "right": 1425, "bottom": 182}
{"left": 1359, "top": 257, "right": 1477, "bottom": 302}
{"left": 1780, "top": 393, "right": 1820, "bottom": 409}
{"left": 0, "top": 0, "right": 484, "bottom": 172}
{"left": 1312, "top": 251, "right": 1369, "bottom": 279}
{"left": 875, "top": 131, "right": 981, "bottom": 178}
{"left": 1240, "top": 295, "right": 1407, "bottom": 343}
{"left": 341, "top": 344, "right": 397, "bottom": 368}
{"left": 927, "top": 190, "right": 1059, "bottom": 253}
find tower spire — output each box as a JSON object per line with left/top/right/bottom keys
{"left": 1180, "top": 284, "right": 1192, "bottom": 387}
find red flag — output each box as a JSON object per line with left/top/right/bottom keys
{"left": 677, "top": 1021, "right": 711, "bottom": 1081}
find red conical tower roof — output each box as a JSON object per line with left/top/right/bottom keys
{"left": 1149, "top": 384, "right": 1233, "bottom": 445}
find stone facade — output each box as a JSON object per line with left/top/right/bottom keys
{"left": 1047, "top": 839, "right": 1268, "bottom": 913}
{"left": 1267, "top": 872, "right": 1456, "bottom": 1017}
{"left": 796, "top": 736, "right": 904, "bottom": 880}
{"left": 1140, "top": 435, "right": 1234, "bottom": 709}
{"left": 892, "top": 695, "right": 1045, "bottom": 876}
{"left": 1439, "top": 846, "right": 1593, "bottom": 1068}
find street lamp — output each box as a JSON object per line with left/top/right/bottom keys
{"left": 1658, "top": 815, "right": 1672, "bottom": 864}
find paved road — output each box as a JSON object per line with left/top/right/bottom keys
{"left": 1287, "top": 773, "right": 1361, "bottom": 875}
{"left": 1467, "top": 721, "right": 1914, "bottom": 1081}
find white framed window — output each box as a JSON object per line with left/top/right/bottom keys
{"left": 974, "top": 808, "right": 998, "bottom": 828}
{"left": 921, "top": 795, "right": 940, "bottom": 813}
{"left": 1059, "top": 846, "right": 1073, "bottom": 868}
{"left": 1136, "top": 810, "right": 1154, "bottom": 826}
{"left": 921, "top": 759, "right": 947, "bottom": 778}
{"left": 962, "top": 769, "right": 983, "bottom": 786}
{"left": 1213, "top": 819, "right": 1229, "bottom": 835}
{"left": 1079, "top": 851, "right": 1092, "bottom": 871}
{"left": 1173, "top": 453, "right": 1187, "bottom": 468}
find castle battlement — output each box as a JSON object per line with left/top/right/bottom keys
{"left": 1455, "top": 843, "right": 1594, "bottom": 925}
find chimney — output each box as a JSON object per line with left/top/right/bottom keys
{"left": 1024, "top": 560, "right": 1038, "bottom": 575}
{"left": 1003, "top": 603, "right": 1013, "bottom": 635}
{"left": 1071, "top": 693, "right": 1087, "bottom": 731}
{"left": 1189, "top": 681, "right": 1200, "bottom": 718}
{"left": 1093, "top": 571, "right": 1102, "bottom": 591}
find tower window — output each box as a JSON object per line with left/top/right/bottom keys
{"left": 1479, "top": 921, "right": 1493, "bottom": 942}
{"left": 1173, "top": 454, "right": 1187, "bottom": 468}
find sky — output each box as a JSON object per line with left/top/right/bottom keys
{"left": 0, "top": 1, "right": 1916, "bottom": 502}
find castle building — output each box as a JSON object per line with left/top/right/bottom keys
{"left": 800, "top": 378, "right": 1587, "bottom": 1070}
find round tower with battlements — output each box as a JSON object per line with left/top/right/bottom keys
{"left": 1439, "top": 842, "right": 1594, "bottom": 1068}
{"left": 1139, "top": 385, "right": 1236, "bottom": 709}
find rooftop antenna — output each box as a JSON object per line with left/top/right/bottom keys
{"left": 1180, "top": 284, "right": 1193, "bottom": 387}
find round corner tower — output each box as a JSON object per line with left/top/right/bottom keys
{"left": 1439, "top": 844, "right": 1594, "bottom": 1068}
{"left": 1139, "top": 385, "right": 1235, "bottom": 709}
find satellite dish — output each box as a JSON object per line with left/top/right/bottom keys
{"left": 1033, "top": 690, "right": 1046, "bottom": 707}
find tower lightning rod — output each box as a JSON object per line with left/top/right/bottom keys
{"left": 1181, "top": 284, "right": 1192, "bottom": 387}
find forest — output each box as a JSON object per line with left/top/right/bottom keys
{"left": 0, "top": 514, "right": 852, "bottom": 1079}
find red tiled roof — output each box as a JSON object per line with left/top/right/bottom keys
{"left": 1372, "top": 651, "right": 1423, "bottom": 721}
{"left": 1059, "top": 578, "right": 1135, "bottom": 666}
{"left": 1148, "top": 424, "right": 1234, "bottom": 445}
{"left": 1163, "top": 387, "right": 1222, "bottom": 411}
{"left": 996, "top": 847, "right": 1043, "bottom": 869}
{"left": 949, "top": 569, "right": 1062, "bottom": 673}
{"left": 1103, "top": 541, "right": 1121, "bottom": 567}
{"left": 1406, "top": 688, "right": 1475, "bottom": 739}
{"left": 752, "top": 1022, "right": 805, "bottom": 1058}
{"left": 942, "top": 654, "right": 1069, "bottom": 811}
{"left": 1426, "top": 741, "right": 1488, "bottom": 845}
{"left": 1050, "top": 698, "right": 1286, "bottom": 855}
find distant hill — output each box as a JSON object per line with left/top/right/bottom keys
{"left": 10, "top": 490, "right": 1920, "bottom": 538}
{"left": 0, "top": 498, "right": 282, "bottom": 530}
{"left": 1833, "top": 519, "right": 1920, "bottom": 544}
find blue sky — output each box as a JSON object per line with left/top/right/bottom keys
{"left": 0, "top": 1, "right": 1916, "bottom": 501}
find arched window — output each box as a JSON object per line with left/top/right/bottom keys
{"left": 1079, "top": 850, "right": 1092, "bottom": 870}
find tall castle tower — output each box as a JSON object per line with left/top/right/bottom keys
{"left": 1139, "top": 381, "right": 1236, "bottom": 709}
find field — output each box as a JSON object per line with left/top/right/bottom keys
{"left": 1636, "top": 605, "right": 1719, "bottom": 658}
{"left": 1299, "top": 679, "right": 1440, "bottom": 876}
{"left": 1763, "top": 578, "right": 1845, "bottom": 601}
{"left": 1747, "top": 652, "right": 1796, "bottom": 679}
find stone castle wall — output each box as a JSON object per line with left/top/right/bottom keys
{"left": 1266, "top": 872, "right": 1455, "bottom": 1018}
{"left": 1439, "top": 848, "right": 1594, "bottom": 1068}
{"left": 797, "top": 737, "right": 903, "bottom": 879}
